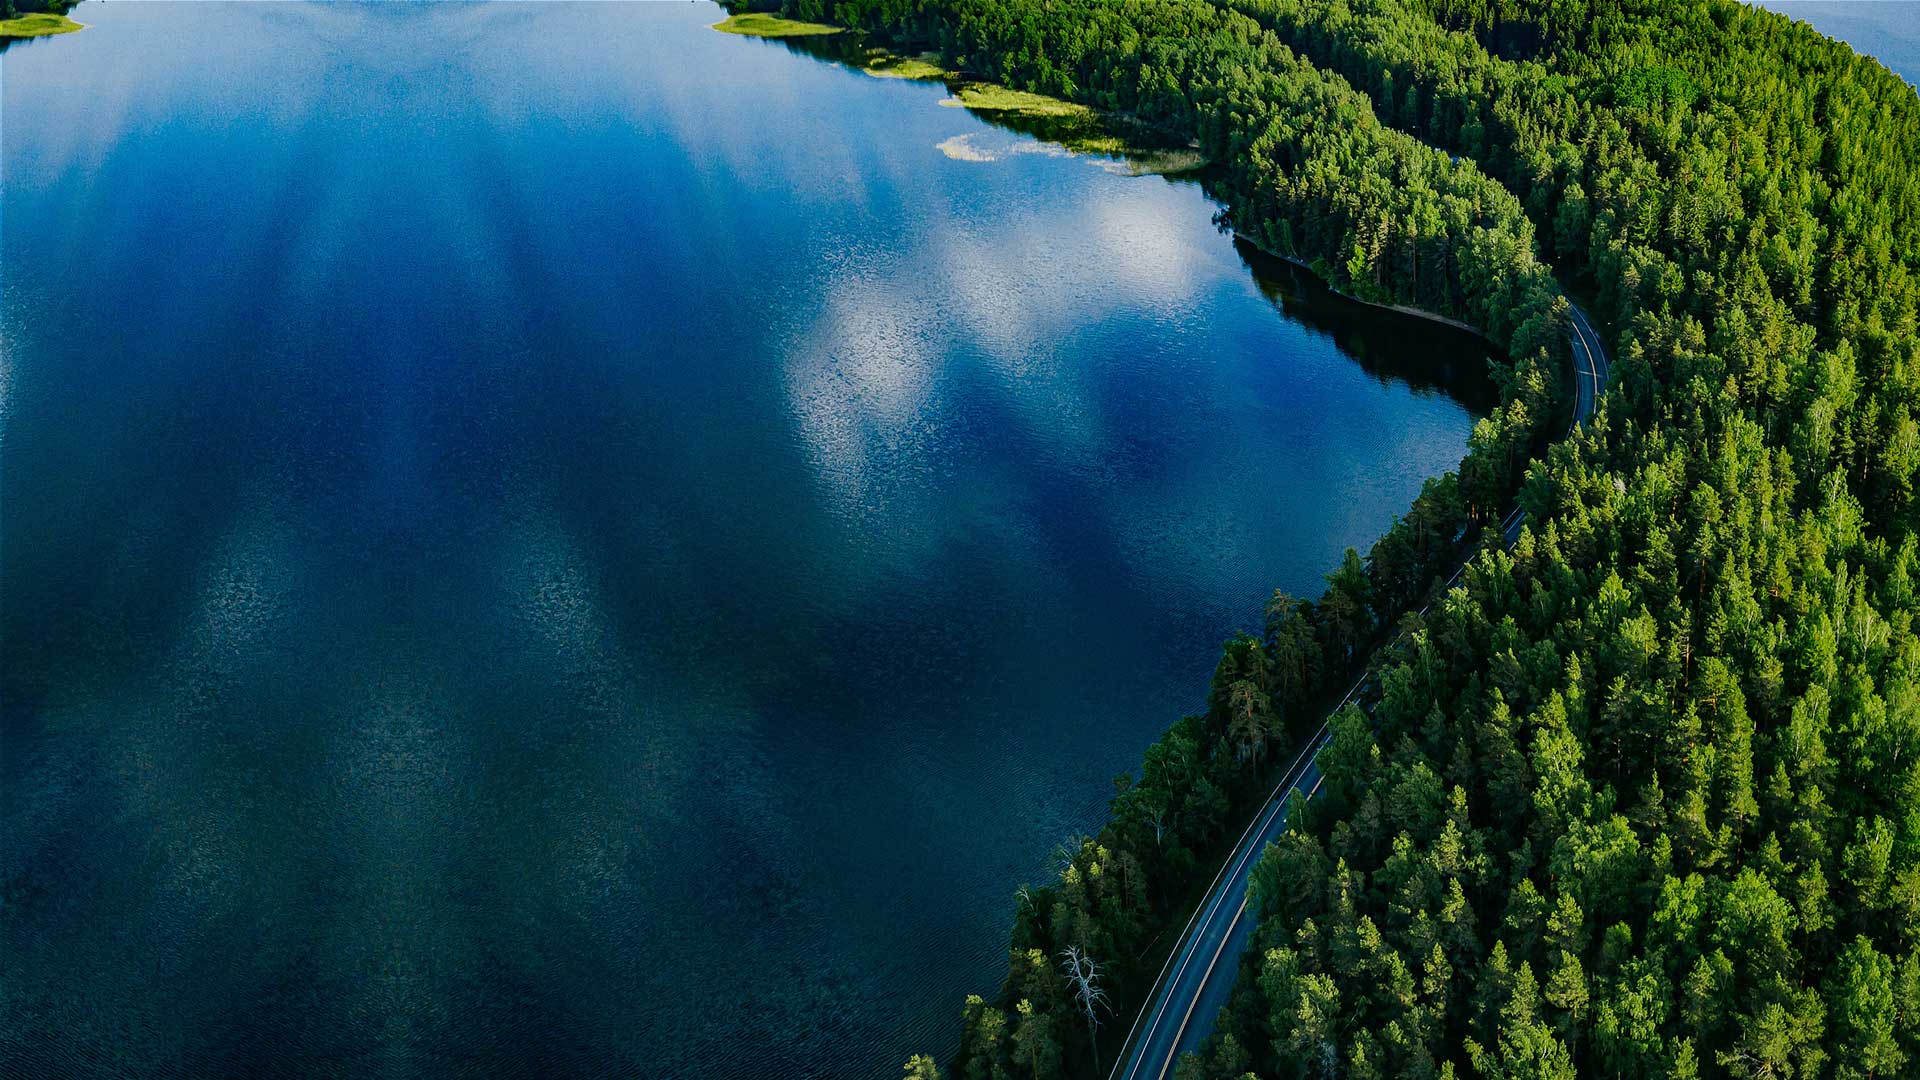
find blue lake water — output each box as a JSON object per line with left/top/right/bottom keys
{"left": 0, "top": 3, "right": 1488, "bottom": 1075}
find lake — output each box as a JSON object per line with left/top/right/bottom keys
{"left": 0, "top": 3, "right": 1489, "bottom": 1076}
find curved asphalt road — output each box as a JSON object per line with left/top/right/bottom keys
{"left": 1107, "top": 305, "right": 1610, "bottom": 1080}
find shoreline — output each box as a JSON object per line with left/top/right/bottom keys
{"left": 712, "top": 13, "right": 1206, "bottom": 173}
{"left": 1232, "top": 232, "right": 1494, "bottom": 342}
{"left": 709, "top": 11, "right": 1482, "bottom": 344}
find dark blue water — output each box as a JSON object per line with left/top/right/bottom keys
{"left": 0, "top": 4, "right": 1489, "bottom": 1076}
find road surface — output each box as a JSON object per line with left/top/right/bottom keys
{"left": 1499, "top": 301, "right": 1609, "bottom": 545}
{"left": 1107, "top": 304, "right": 1611, "bottom": 1080}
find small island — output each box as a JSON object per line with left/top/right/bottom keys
{"left": 0, "top": 11, "right": 82, "bottom": 38}
{"left": 711, "top": 11, "right": 840, "bottom": 37}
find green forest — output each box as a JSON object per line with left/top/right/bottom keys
{"left": 766, "top": 0, "right": 1920, "bottom": 1076}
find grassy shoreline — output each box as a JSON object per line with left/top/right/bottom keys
{"left": 714, "top": 12, "right": 1205, "bottom": 175}
{"left": 711, "top": 12, "right": 840, "bottom": 37}
{"left": 0, "top": 12, "right": 84, "bottom": 38}
{"left": 856, "top": 49, "right": 946, "bottom": 80}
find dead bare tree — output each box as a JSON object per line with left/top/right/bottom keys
{"left": 1059, "top": 945, "right": 1112, "bottom": 1066}
{"left": 1051, "top": 834, "right": 1090, "bottom": 875}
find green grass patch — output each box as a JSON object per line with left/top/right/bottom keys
{"left": 0, "top": 12, "right": 83, "bottom": 38}
{"left": 861, "top": 50, "right": 948, "bottom": 80}
{"left": 711, "top": 12, "right": 841, "bottom": 38}
{"left": 940, "top": 83, "right": 1095, "bottom": 119}
{"left": 938, "top": 80, "right": 1207, "bottom": 174}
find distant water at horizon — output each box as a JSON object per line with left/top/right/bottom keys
{"left": 1753, "top": 1, "right": 1920, "bottom": 83}
{"left": 1, "top": 3, "right": 1492, "bottom": 1076}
